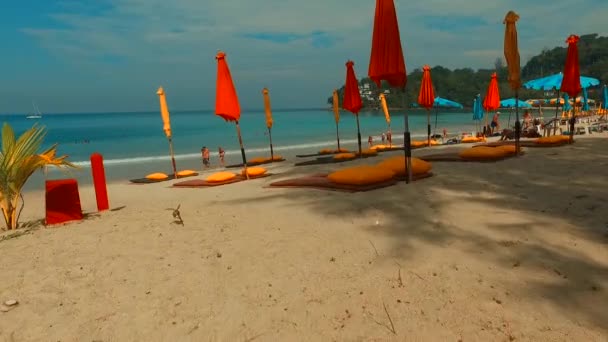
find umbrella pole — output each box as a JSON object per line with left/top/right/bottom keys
{"left": 569, "top": 102, "right": 576, "bottom": 144}
{"left": 387, "top": 123, "right": 392, "bottom": 147}
{"left": 433, "top": 105, "right": 439, "bottom": 137}
{"left": 168, "top": 137, "right": 177, "bottom": 179}
{"left": 426, "top": 109, "right": 431, "bottom": 147}
{"left": 235, "top": 121, "right": 249, "bottom": 180}
{"left": 515, "top": 92, "right": 521, "bottom": 155}
{"left": 335, "top": 121, "right": 341, "bottom": 150}
{"left": 355, "top": 115, "right": 362, "bottom": 156}
{"left": 508, "top": 108, "right": 512, "bottom": 128}
{"left": 402, "top": 88, "right": 412, "bottom": 184}
{"left": 553, "top": 91, "right": 560, "bottom": 136}
{"left": 268, "top": 127, "right": 274, "bottom": 161}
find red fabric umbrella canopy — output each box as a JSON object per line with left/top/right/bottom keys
{"left": 215, "top": 51, "right": 241, "bottom": 122}
{"left": 343, "top": 60, "right": 363, "bottom": 114}
{"left": 560, "top": 35, "right": 582, "bottom": 97}
{"left": 417, "top": 65, "right": 435, "bottom": 109}
{"left": 483, "top": 73, "right": 501, "bottom": 111}
{"left": 368, "top": 0, "right": 406, "bottom": 88}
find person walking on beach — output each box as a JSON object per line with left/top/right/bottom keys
{"left": 368, "top": 135, "right": 373, "bottom": 147}
{"left": 201, "top": 146, "right": 210, "bottom": 168}
{"left": 218, "top": 146, "right": 225, "bottom": 167}
{"left": 491, "top": 112, "right": 500, "bottom": 134}
{"left": 386, "top": 131, "right": 392, "bottom": 146}
{"left": 381, "top": 132, "right": 386, "bottom": 144}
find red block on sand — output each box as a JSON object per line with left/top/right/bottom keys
{"left": 45, "top": 179, "right": 83, "bottom": 225}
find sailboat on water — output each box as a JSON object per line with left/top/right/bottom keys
{"left": 26, "top": 102, "right": 43, "bottom": 119}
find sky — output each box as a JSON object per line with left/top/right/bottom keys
{"left": 1, "top": 0, "right": 607, "bottom": 114}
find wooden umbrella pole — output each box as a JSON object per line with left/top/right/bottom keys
{"left": 387, "top": 124, "right": 392, "bottom": 147}
{"left": 514, "top": 92, "right": 521, "bottom": 155}
{"left": 426, "top": 109, "right": 431, "bottom": 146}
{"left": 335, "top": 122, "right": 341, "bottom": 150}
{"left": 235, "top": 121, "right": 249, "bottom": 180}
{"left": 268, "top": 127, "right": 274, "bottom": 161}
{"left": 355, "top": 115, "right": 362, "bottom": 156}
{"left": 402, "top": 87, "right": 412, "bottom": 184}
{"left": 433, "top": 105, "right": 439, "bottom": 137}
{"left": 553, "top": 91, "right": 560, "bottom": 136}
{"left": 569, "top": 103, "right": 576, "bottom": 143}
{"left": 168, "top": 137, "right": 177, "bottom": 179}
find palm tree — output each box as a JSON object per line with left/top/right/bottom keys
{"left": 0, "top": 123, "right": 77, "bottom": 230}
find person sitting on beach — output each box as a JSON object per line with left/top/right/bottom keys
{"left": 491, "top": 112, "right": 500, "bottom": 134}
{"left": 218, "top": 147, "right": 225, "bottom": 167}
{"left": 201, "top": 146, "right": 210, "bottom": 168}
{"left": 523, "top": 110, "right": 532, "bottom": 129}
{"left": 368, "top": 135, "right": 373, "bottom": 147}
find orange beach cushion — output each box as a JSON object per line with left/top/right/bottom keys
{"left": 360, "top": 149, "right": 378, "bottom": 156}
{"left": 535, "top": 135, "right": 570, "bottom": 145}
{"left": 176, "top": 170, "right": 197, "bottom": 177}
{"left": 376, "top": 156, "right": 432, "bottom": 177}
{"left": 249, "top": 157, "right": 267, "bottom": 164}
{"left": 145, "top": 172, "right": 169, "bottom": 180}
{"left": 206, "top": 171, "right": 237, "bottom": 183}
{"left": 333, "top": 152, "right": 357, "bottom": 160}
{"left": 458, "top": 146, "right": 508, "bottom": 160}
{"left": 242, "top": 166, "right": 267, "bottom": 177}
{"left": 319, "top": 148, "right": 333, "bottom": 154}
{"left": 328, "top": 165, "right": 395, "bottom": 186}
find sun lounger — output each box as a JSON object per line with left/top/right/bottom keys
{"left": 477, "top": 139, "right": 571, "bottom": 148}
{"left": 225, "top": 158, "right": 286, "bottom": 168}
{"left": 266, "top": 172, "right": 432, "bottom": 193}
{"left": 294, "top": 153, "right": 378, "bottom": 167}
{"left": 130, "top": 172, "right": 199, "bottom": 184}
{"left": 172, "top": 173, "right": 273, "bottom": 188}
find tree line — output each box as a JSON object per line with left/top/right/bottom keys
{"left": 328, "top": 33, "right": 607, "bottom": 109}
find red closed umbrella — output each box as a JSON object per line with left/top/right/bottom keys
{"left": 343, "top": 60, "right": 364, "bottom": 156}
{"left": 560, "top": 35, "right": 582, "bottom": 143}
{"left": 215, "top": 51, "right": 249, "bottom": 177}
{"left": 417, "top": 65, "right": 436, "bottom": 146}
{"left": 503, "top": 10, "right": 523, "bottom": 154}
{"left": 368, "top": 0, "right": 413, "bottom": 183}
{"left": 483, "top": 72, "right": 501, "bottom": 135}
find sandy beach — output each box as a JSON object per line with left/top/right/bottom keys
{"left": 1, "top": 135, "right": 607, "bottom": 341}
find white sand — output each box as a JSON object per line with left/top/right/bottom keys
{"left": 1, "top": 135, "right": 607, "bottom": 341}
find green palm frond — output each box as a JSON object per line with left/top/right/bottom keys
{"left": 0, "top": 122, "right": 78, "bottom": 230}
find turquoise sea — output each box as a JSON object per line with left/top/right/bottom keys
{"left": 2, "top": 109, "right": 479, "bottom": 189}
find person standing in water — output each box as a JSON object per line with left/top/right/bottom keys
{"left": 218, "top": 146, "right": 225, "bottom": 167}
{"left": 201, "top": 146, "right": 210, "bottom": 168}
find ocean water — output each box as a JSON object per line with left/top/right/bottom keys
{"left": 2, "top": 109, "right": 478, "bottom": 188}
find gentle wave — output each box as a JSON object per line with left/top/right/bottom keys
{"left": 69, "top": 133, "right": 429, "bottom": 167}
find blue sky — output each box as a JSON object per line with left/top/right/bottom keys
{"left": 1, "top": 0, "right": 607, "bottom": 114}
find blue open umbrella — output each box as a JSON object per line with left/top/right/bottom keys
{"left": 434, "top": 97, "right": 463, "bottom": 109}
{"left": 473, "top": 95, "right": 484, "bottom": 121}
{"left": 582, "top": 87, "right": 589, "bottom": 112}
{"left": 603, "top": 85, "right": 608, "bottom": 110}
{"left": 432, "top": 97, "right": 463, "bottom": 136}
{"left": 523, "top": 72, "right": 600, "bottom": 91}
{"left": 500, "top": 98, "right": 531, "bottom": 108}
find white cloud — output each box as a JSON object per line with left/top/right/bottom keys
{"left": 15, "top": 0, "right": 608, "bottom": 112}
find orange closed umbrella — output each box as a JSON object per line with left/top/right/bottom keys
{"left": 368, "top": 0, "right": 412, "bottom": 183}
{"left": 262, "top": 88, "right": 275, "bottom": 160}
{"left": 560, "top": 35, "right": 582, "bottom": 143}
{"left": 156, "top": 87, "right": 177, "bottom": 178}
{"left": 379, "top": 93, "right": 392, "bottom": 147}
{"left": 417, "top": 65, "right": 436, "bottom": 146}
{"left": 215, "top": 51, "right": 248, "bottom": 178}
{"left": 342, "top": 60, "right": 363, "bottom": 156}
{"left": 332, "top": 90, "right": 341, "bottom": 150}
{"left": 503, "top": 11, "right": 522, "bottom": 154}
{"left": 483, "top": 73, "right": 501, "bottom": 134}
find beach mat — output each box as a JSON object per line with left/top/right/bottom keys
{"left": 294, "top": 154, "right": 379, "bottom": 167}
{"left": 172, "top": 173, "right": 273, "bottom": 188}
{"left": 475, "top": 140, "right": 571, "bottom": 148}
{"left": 418, "top": 152, "right": 519, "bottom": 163}
{"left": 130, "top": 173, "right": 199, "bottom": 184}
{"left": 266, "top": 172, "right": 432, "bottom": 193}
{"left": 225, "top": 158, "right": 286, "bottom": 168}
